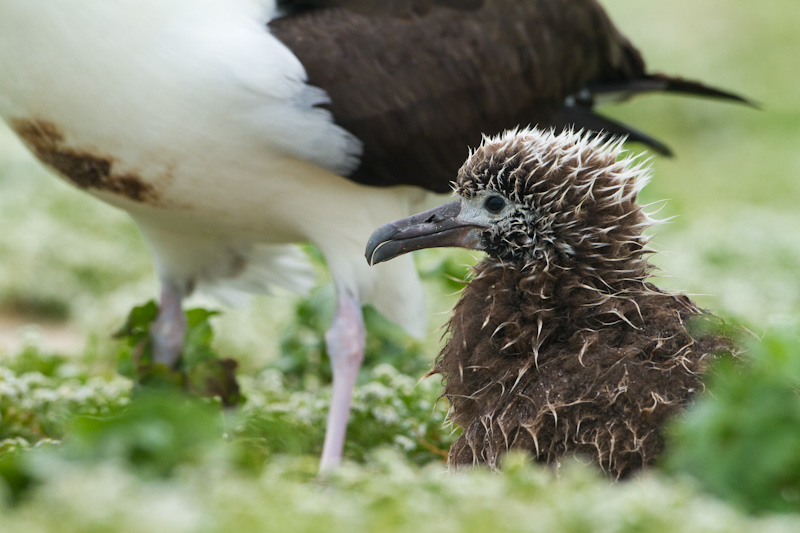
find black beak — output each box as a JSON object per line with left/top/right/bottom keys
{"left": 365, "top": 200, "right": 487, "bottom": 266}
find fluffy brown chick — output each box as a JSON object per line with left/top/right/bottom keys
{"left": 366, "top": 127, "right": 733, "bottom": 478}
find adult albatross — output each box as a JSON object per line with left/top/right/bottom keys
{"left": 0, "top": 0, "right": 746, "bottom": 471}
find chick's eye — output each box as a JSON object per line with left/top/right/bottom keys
{"left": 484, "top": 195, "right": 506, "bottom": 214}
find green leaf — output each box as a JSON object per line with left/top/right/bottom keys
{"left": 665, "top": 326, "right": 800, "bottom": 513}
{"left": 64, "top": 391, "right": 224, "bottom": 478}
{"left": 114, "top": 302, "right": 240, "bottom": 406}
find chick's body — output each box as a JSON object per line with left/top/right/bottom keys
{"left": 435, "top": 129, "right": 732, "bottom": 477}
{"left": 440, "top": 260, "right": 729, "bottom": 477}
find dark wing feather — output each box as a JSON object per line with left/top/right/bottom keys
{"left": 270, "top": 0, "right": 747, "bottom": 192}
{"left": 271, "top": 0, "right": 643, "bottom": 192}
{"left": 277, "top": 0, "right": 484, "bottom": 16}
{"left": 550, "top": 105, "right": 675, "bottom": 156}
{"left": 589, "top": 74, "right": 756, "bottom": 106}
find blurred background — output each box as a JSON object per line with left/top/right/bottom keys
{"left": 0, "top": 0, "right": 797, "bottom": 372}
{"left": 1, "top": 0, "right": 799, "bottom": 528}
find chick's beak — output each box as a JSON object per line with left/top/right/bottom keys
{"left": 365, "top": 200, "right": 487, "bottom": 266}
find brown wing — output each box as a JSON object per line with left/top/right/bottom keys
{"left": 277, "top": 0, "right": 485, "bottom": 16}
{"left": 269, "top": 0, "right": 647, "bottom": 193}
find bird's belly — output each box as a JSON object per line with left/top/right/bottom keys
{"left": 1, "top": 113, "right": 292, "bottom": 244}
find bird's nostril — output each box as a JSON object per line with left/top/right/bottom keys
{"left": 424, "top": 214, "right": 437, "bottom": 223}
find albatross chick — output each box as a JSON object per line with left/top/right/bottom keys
{"left": 366, "top": 127, "right": 733, "bottom": 478}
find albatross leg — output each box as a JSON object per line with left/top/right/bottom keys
{"left": 150, "top": 280, "right": 187, "bottom": 369}
{"left": 319, "top": 289, "right": 366, "bottom": 473}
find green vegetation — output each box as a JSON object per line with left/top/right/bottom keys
{"left": 1, "top": 0, "right": 799, "bottom": 530}
{"left": 3, "top": 330, "right": 800, "bottom": 532}
{"left": 667, "top": 327, "right": 800, "bottom": 514}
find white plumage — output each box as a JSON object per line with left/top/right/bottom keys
{"left": 0, "top": 0, "right": 432, "bottom": 334}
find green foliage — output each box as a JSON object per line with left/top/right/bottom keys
{"left": 3, "top": 346, "right": 70, "bottom": 378}
{"left": 0, "top": 307, "right": 452, "bottom": 499}
{"left": 114, "top": 300, "right": 158, "bottom": 377}
{"left": 0, "top": 394, "right": 223, "bottom": 504}
{"left": 232, "top": 363, "right": 452, "bottom": 467}
{"left": 276, "top": 286, "right": 334, "bottom": 386}
{"left": 0, "top": 447, "right": 34, "bottom": 504}
{"left": 2, "top": 449, "right": 800, "bottom": 533}
{"left": 418, "top": 251, "right": 474, "bottom": 293}
{"left": 115, "top": 301, "right": 240, "bottom": 406}
{"left": 64, "top": 391, "right": 224, "bottom": 478}
{"left": 277, "top": 285, "right": 434, "bottom": 390}
{"left": 0, "top": 346, "right": 130, "bottom": 444}
{"left": 0, "top": 292, "right": 71, "bottom": 321}
{"left": 666, "top": 327, "right": 800, "bottom": 514}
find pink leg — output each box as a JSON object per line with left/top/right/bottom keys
{"left": 150, "top": 281, "right": 187, "bottom": 369}
{"left": 319, "top": 289, "right": 366, "bottom": 473}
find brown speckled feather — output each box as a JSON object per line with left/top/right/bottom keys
{"left": 270, "top": 0, "right": 645, "bottom": 192}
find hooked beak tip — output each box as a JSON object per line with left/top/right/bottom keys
{"left": 365, "top": 200, "right": 486, "bottom": 266}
